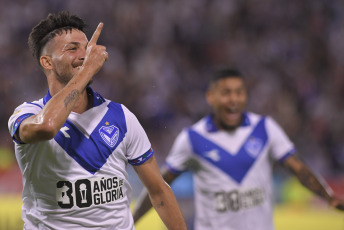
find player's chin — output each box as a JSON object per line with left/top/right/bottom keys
{"left": 220, "top": 119, "right": 241, "bottom": 131}
{"left": 224, "top": 113, "right": 243, "bottom": 127}
{"left": 225, "top": 123, "right": 240, "bottom": 131}
{"left": 222, "top": 113, "right": 241, "bottom": 127}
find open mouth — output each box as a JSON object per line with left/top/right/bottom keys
{"left": 224, "top": 108, "right": 241, "bottom": 122}
{"left": 226, "top": 112, "right": 240, "bottom": 120}
{"left": 72, "top": 61, "right": 84, "bottom": 70}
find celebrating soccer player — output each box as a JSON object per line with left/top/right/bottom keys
{"left": 133, "top": 68, "right": 344, "bottom": 230}
{"left": 8, "top": 11, "right": 186, "bottom": 230}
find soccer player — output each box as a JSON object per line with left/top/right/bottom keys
{"left": 8, "top": 11, "right": 186, "bottom": 230}
{"left": 133, "top": 69, "right": 344, "bottom": 230}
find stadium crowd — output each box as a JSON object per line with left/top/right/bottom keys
{"left": 1, "top": 0, "right": 344, "bottom": 196}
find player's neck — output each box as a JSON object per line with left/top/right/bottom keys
{"left": 71, "top": 90, "right": 91, "bottom": 114}
{"left": 48, "top": 82, "right": 92, "bottom": 114}
{"left": 214, "top": 117, "right": 242, "bottom": 132}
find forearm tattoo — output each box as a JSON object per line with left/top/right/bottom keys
{"left": 155, "top": 201, "right": 165, "bottom": 209}
{"left": 297, "top": 167, "right": 330, "bottom": 199}
{"left": 286, "top": 159, "right": 331, "bottom": 200}
{"left": 64, "top": 90, "right": 80, "bottom": 109}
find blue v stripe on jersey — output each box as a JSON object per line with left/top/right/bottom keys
{"left": 188, "top": 118, "right": 267, "bottom": 184}
{"left": 54, "top": 102, "right": 127, "bottom": 174}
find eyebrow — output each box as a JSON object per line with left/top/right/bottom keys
{"left": 64, "top": 42, "right": 80, "bottom": 47}
{"left": 63, "top": 41, "right": 89, "bottom": 49}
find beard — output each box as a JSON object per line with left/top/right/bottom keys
{"left": 216, "top": 114, "right": 243, "bottom": 131}
{"left": 55, "top": 70, "right": 93, "bottom": 89}
{"left": 54, "top": 61, "right": 93, "bottom": 88}
{"left": 55, "top": 72, "right": 73, "bottom": 85}
{"left": 54, "top": 62, "right": 74, "bottom": 85}
{"left": 219, "top": 120, "right": 240, "bottom": 131}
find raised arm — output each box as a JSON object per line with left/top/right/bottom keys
{"left": 17, "top": 23, "right": 108, "bottom": 144}
{"left": 282, "top": 154, "right": 344, "bottom": 211}
{"left": 132, "top": 156, "right": 186, "bottom": 229}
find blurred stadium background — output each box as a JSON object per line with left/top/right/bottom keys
{"left": 0, "top": 0, "right": 343, "bottom": 229}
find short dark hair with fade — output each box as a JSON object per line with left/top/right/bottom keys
{"left": 210, "top": 68, "right": 243, "bottom": 86}
{"left": 28, "top": 11, "right": 87, "bottom": 65}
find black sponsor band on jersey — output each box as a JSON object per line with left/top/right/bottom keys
{"left": 57, "top": 176, "right": 125, "bottom": 209}
{"left": 215, "top": 188, "right": 265, "bottom": 212}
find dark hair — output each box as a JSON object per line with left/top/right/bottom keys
{"left": 210, "top": 68, "right": 243, "bottom": 86}
{"left": 28, "top": 11, "right": 87, "bottom": 65}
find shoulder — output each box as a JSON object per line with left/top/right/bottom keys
{"left": 105, "top": 100, "right": 130, "bottom": 114}
{"left": 103, "top": 100, "right": 127, "bottom": 117}
{"left": 247, "top": 112, "right": 287, "bottom": 136}
{"left": 9, "top": 98, "right": 44, "bottom": 119}
{"left": 106, "top": 102, "right": 144, "bottom": 132}
{"left": 245, "top": 111, "right": 278, "bottom": 127}
{"left": 189, "top": 116, "right": 210, "bottom": 131}
{"left": 16, "top": 98, "right": 44, "bottom": 111}
{"left": 245, "top": 111, "right": 265, "bottom": 124}
{"left": 115, "top": 103, "right": 137, "bottom": 122}
{"left": 176, "top": 116, "right": 210, "bottom": 143}
{"left": 8, "top": 98, "right": 44, "bottom": 136}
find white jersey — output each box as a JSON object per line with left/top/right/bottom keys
{"left": 166, "top": 112, "right": 295, "bottom": 230}
{"left": 8, "top": 88, "right": 153, "bottom": 230}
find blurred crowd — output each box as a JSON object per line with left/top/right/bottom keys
{"left": 1, "top": 0, "right": 344, "bottom": 194}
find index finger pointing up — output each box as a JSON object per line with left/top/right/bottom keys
{"left": 89, "top": 22, "right": 103, "bottom": 45}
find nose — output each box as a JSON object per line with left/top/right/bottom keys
{"left": 227, "top": 93, "right": 239, "bottom": 107}
{"left": 78, "top": 46, "right": 87, "bottom": 61}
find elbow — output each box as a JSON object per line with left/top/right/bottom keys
{"left": 149, "top": 182, "right": 172, "bottom": 198}
{"left": 30, "top": 121, "right": 60, "bottom": 141}
{"left": 38, "top": 122, "right": 60, "bottom": 140}
{"left": 19, "top": 116, "right": 62, "bottom": 143}
{"left": 39, "top": 129, "right": 58, "bottom": 140}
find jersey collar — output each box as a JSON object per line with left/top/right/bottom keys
{"left": 43, "top": 87, "right": 105, "bottom": 107}
{"left": 206, "top": 112, "right": 251, "bottom": 132}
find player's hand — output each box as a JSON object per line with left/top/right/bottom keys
{"left": 82, "top": 22, "right": 108, "bottom": 75}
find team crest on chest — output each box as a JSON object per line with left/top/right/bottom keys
{"left": 244, "top": 136, "right": 263, "bottom": 158}
{"left": 99, "top": 123, "right": 119, "bottom": 147}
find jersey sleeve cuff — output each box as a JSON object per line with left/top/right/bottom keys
{"left": 164, "top": 162, "right": 185, "bottom": 175}
{"left": 128, "top": 148, "right": 154, "bottom": 166}
{"left": 278, "top": 148, "right": 296, "bottom": 163}
{"left": 11, "top": 113, "right": 34, "bottom": 144}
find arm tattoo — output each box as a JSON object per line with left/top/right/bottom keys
{"left": 285, "top": 158, "right": 331, "bottom": 200}
{"left": 155, "top": 201, "right": 165, "bottom": 209}
{"left": 64, "top": 90, "right": 80, "bottom": 109}
{"left": 296, "top": 167, "right": 329, "bottom": 199}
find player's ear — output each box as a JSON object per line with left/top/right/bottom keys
{"left": 40, "top": 55, "right": 53, "bottom": 71}
{"left": 206, "top": 89, "right": 214, "bottom": 106}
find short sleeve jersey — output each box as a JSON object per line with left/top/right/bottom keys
{"left": 8, "top": 88, "right": 153, "bottom": 230}
{"left": 165, "top": 112, "right": 295, "bottom": 230}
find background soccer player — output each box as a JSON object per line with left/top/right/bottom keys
{"left": 133, "top": 69, "right": 344, "bottom": 230}
{"left": 8, "top": 11, "right": 186, "bottom": 230}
